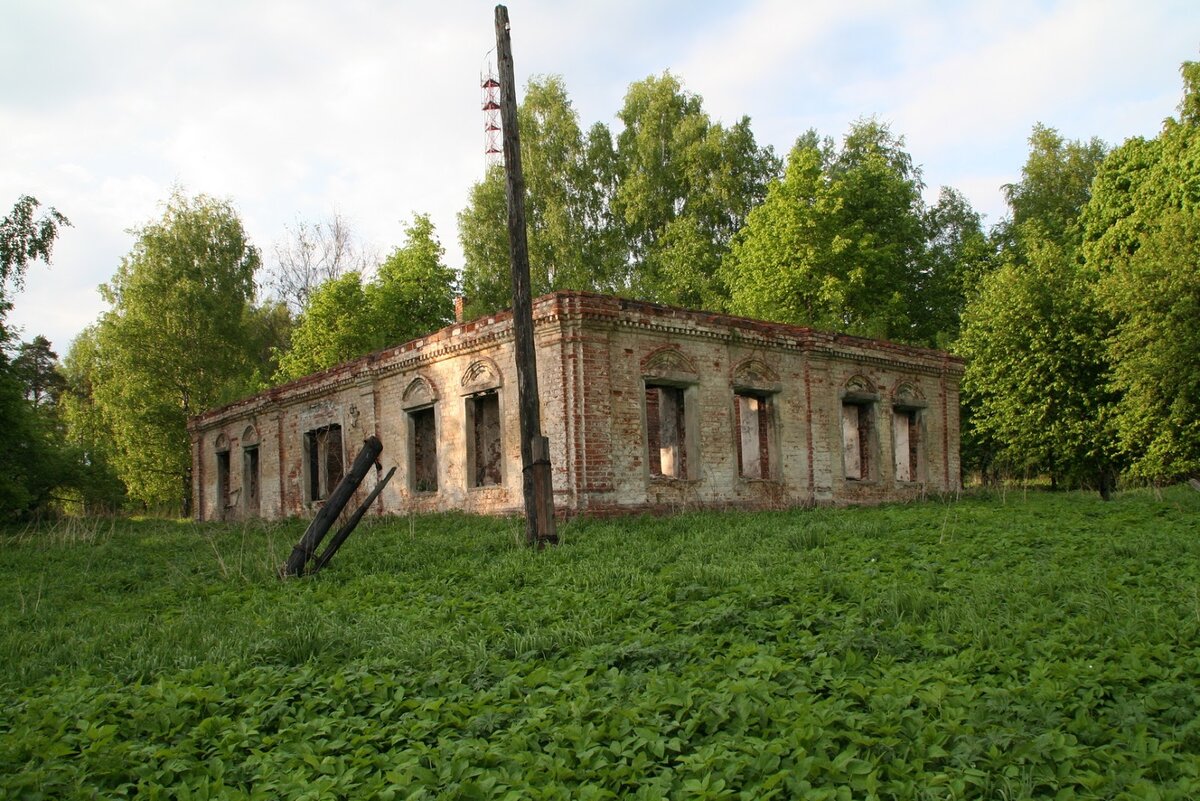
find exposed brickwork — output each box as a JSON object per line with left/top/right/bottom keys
{"left": 189, "top": 291, "right": 964, "bottom": 521}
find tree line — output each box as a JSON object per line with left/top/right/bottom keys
{"left": 2, "top": 63, "right": 1197, "bottom": 518}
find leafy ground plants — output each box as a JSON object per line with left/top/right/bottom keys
{"left": 2, "top": 488, "right": 1199, "bottom": 799}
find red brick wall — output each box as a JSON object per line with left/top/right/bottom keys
{"left": 189, "top": 291, "right": 963, "bottom": 520}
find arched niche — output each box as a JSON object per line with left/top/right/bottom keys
{"left": 641, "top": 345, "right": 699, "bottom": 385}
{"left": 641, "top": 346, "right": 699, "bottom": 480}
{"left": 402, "top": 374, "right": 439, "bottom": 410}
{"left": 891, "top": 381, "right": 927, "bottom": 409}
{"left": 732, "top": 357, "right": 782, "bottom": 394}
{"left": 840, "top": 374, "right": 879, "bottom": 403}
{"left": 839, "top": 375, "right": 879, "bottom": 482}
{"left": 890, "top": 381, "right": 927, "bottom": 483}
{"left": 461, "top": 357, "right": 503, "bottom": 396}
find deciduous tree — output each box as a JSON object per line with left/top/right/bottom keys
{"left": 1084, "top": 62, "right": 1200, "bottom": 481}
{"left": 920, "top": 187, "right": 990, "bottom": 347}
{"left": 958, "top": 233, "right": 1119, "bottom": 495}
{"left": 58, "top": 326, "right": 126, "bottom": 514}
{"left": 274, "top": 272, "right": 373, "bottom": 381}
{"left": 995, "top": 124, "right": 1107, "bottom": 257}
{"left": 94, "top": 191, "right": 261, "bottom": 514}
{"left": 615, "top": 72, "right": 778, "bottom": 309}
{"left": 458, "top": 72, "right": 778, "bottom": 315}
{"left": 957, "top": 124, "right": 1112, "bottom": 490}
{"left": 459, "top": 76, "right": 622, "bottom": 317}
{"left": 268, "top": 212, "right": 375, "bottom": 314}
{"left": 275, "top": 214, "right": 456, "bottom": 381}
{"left": 367, "top": 214, "right": 455, "bottom": 341}
{"left": 1, "top": 195, "right": 69, "bottom": 344}
{"left": 723, "top": 121, "right": 940, "bottom": 343}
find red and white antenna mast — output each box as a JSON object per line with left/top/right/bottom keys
{"left": 481, "top": 56, "right": 502, "bottom": 170}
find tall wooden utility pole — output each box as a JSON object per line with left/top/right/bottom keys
{"left": 495, "top": 4, "right": 557, "bottom": 547}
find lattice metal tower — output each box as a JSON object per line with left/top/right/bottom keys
{"left": 482, "top": 62, "right": 502, "bottom": 169}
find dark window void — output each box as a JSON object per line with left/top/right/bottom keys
{"left": 410, "top": 406, "right": 438, "bottom": 492}
{"left": 468, "top": 391, "right": 502, "bottom": 487}
{"left": 893, "top": 408, "right": 920, "bottom": 482}
{"left": 306, "top": 424, "right": 344, "bottom": 501}
{"left": 735, "top": 393, "right": 772, "bottom": 479}
{"left": 646, "top": 384, "right": 687, "bottom": 478}
{"left": 842, "top": 402, "right": 874, "bottom": 481}
{"left": 243, "top": 446, "right": 260, "bottom": 514}
{"left": 216, "top": 450, "right": 231, "bottom": 512}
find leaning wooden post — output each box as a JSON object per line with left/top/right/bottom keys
{"left": 310, "top": 466, "right": 397, "bottom": 574}
{"left": 281, "top": 435, "right": 383, "bottom": 577}
{"left": 495, "top": 4, "right": 557, "bottom": 547}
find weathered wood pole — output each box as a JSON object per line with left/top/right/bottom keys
{"left": 310, "top": 466, "right": 397, "bottom": 574}
{"left": 281, "top": 435, "right": 383, "bottom": 577}
{"left": 495, "top": 4, "right": 558, "bottom": 547}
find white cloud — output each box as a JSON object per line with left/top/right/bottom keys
{"left": 2, "top": 0, "right": 1198, "bottom": 352}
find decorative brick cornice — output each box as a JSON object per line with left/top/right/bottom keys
{"left": 189, "top": 289, "right": 962, "bottom": 431}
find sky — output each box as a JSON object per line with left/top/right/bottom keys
{"left": 2, "top": 0, "right": 1197, "bottom": 355}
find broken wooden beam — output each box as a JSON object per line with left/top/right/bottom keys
{"left": 281, "top": 435, "right": 383, "bottom": 578}
{"left": 310, "top": 466, "right": 397, "bottom": 574}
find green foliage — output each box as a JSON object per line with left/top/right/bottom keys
{"left": 996, "top": 124, "right": 1107, "bottom": 256}
{"left": 1097, "top": 211, "right": 1200, "bottom": 480}
{"left": 1083, "top": 62, "right": 1200, "bottom": 481}
{"left": 0, "top": 196, "right": 75, "bottom": 518}
{"left": 0, "top": 195, "right": 70, "bottom": 342}
{"left": 267, "top": 213, "right": 374, "bottom": 315}
{"left": 92, "top": 191, "right": 262, "bottom": 514}
{"left": 921, "top": 188, "right": 991, "bottom": 348}
{"left": 242, "top": 300, "right": 293, "bottom": 391}
{"left": 460, "top": 77, "right": 626, "bottom": 318}
{"left": 0, "top": 365, "right": 60, "bottom": 515}
{"left": 958, "top": 234, "right": 1119, "bottom": 490}
{"left": 958, "top": 123, "right": 1117, "bottom": 492}
{"left": 367, "top": 214, "right": 456, "bottom": 347}
{"left": 614, "top": 73, "right": 778, "bottom": 309}
{"left": 458, "top": 165, "right": 512, "bottom": 316}
{"left": 0, "top": 333, "right": 122, "bottom": 519}
{"left": 274, "top": 272, "right": 373, "bottom": 381}
{"left": 459, "top": 73, "right": 778, "bottom": 316}
{"left": 517, "top": 77, "right": 621, "bottom": 299}
{"left": 724, "top": 121, "right": 965, "bottom": 344}
{"left": 2, "top": 489, "right": 1200, "bottom": 798}
{"left": 11, "top": 335, "right": 65, "bottom": 406}
{"left": 57, "top": 327, "right": 128, "bottom": 514}
{"left": 723, "top": 142, "right": 837, "bottom": 327}
{"left": 0, "top": 332, "right": 120, "bottom": 520}
{"left": 275, "top": 215, "right": 454, "bottom": 381}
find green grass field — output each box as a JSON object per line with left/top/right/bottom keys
{"left": 2, "top": 488, "right": 1199, "bottom": 800}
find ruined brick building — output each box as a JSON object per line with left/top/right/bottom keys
{"left": 189, "top": 291, "right": 963, "bottom": 521}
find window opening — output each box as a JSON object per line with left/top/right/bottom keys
{"left": 216, "top": 449, "right": 231, "bottom": 512}
{"left": 468, "top": 391, "right": 502, "bottom": 487}
{"left": 243, "top": 446, "right": 260, "bottom": 514}
{"left": 646, "top": 384, "right": 687, "bottom": 478}
{"left": 893, "top": 408, "right": 920, "bottom": 482}
{"left": 735, "top": 392, "right": 771, "bottom": 479}
{"left": 410, "top": 406, "right": 438, "bottom": 492}
{"left": 305, "top": 424, "right": 344, "bottom": 501}
{"left": 842, "top": 402, "right": 873, "bottom": 481}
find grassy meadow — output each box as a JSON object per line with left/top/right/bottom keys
{"left": 2, "top": 487, "right": 1199, "bottom": 799}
